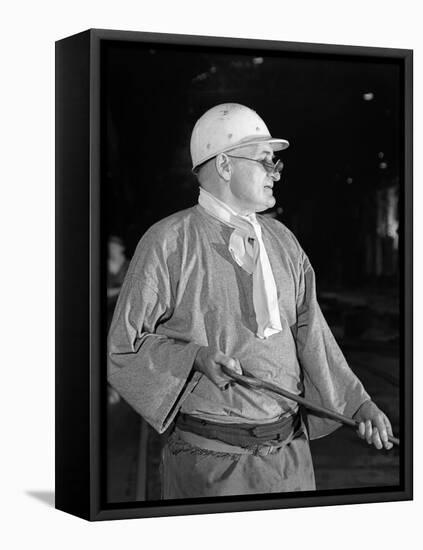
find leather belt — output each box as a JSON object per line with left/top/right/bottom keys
{"left": 175, "top": 412, "right": 301, "bottom": 448}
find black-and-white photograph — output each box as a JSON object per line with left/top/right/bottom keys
{"left": 4, "top": 0, "right": 422, "bottom": 543}
{"left": 103, "top": 36, "right": 406, "bottom": 504}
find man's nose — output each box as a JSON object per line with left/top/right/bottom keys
{"left": 269, "top": 160, "right": 283, "bottom": 181}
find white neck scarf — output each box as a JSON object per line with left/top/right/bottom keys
{"left": 198, "top": 188, "right": 282, "bottom": 339}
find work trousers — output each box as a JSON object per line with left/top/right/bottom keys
{"left": 161, "top": 427, "right": 316, "bottom": 499}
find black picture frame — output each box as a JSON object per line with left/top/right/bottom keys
{"left": 55, "top": 28, "right": 413, "bottom": 521}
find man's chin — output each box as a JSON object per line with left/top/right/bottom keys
{"left": 256, "top": 198, "right": 276, "bottom": 213}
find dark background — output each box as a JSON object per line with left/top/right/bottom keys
{"left": 103, "top": 40, "right": 401, "bottom": 503}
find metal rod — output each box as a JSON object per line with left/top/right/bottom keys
{"left": 221, "top": 365, "right": 400, "bottom": 447}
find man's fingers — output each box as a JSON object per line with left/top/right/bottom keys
{"left": 216, "top": 354, "right": 243, "bottom": 374}
{"left": 206, "top": 355, "right": 239, "bottom": 390}
{"left": 228, "top": 358, "right": 243, "bottom": 374}
{"left": 384, "top": 440, "right": 394, "bottom": 450}
{"left": 210, "top": 373, "right": 232, "bottom": 390}
{"left": 365, "top": 420, "right": 373, "bottom": 444}
{"left": 202, "top": 357, "right": 230, "bottom": 389}
{"left": 380, "top": 427, "right": 390, "bottom": 447}
{"left": 213, "top": 370, "right": 232, "bottom": 390}
{"left": 373, "top": 414, "right": 394, "bottom": 450}
{"left": 357, "top": 421, "right": 366, "bottom": 439}
{"left": 373, "top": 414, "right": 387, "bottom": 442}
{"left": 196, "top": 349, "right": 243, "bottom": 390}
{"left": 382, "top": 416, "right": 394, "bottom": 449}
{"left": 354, "top": 402, "right": 395, "bottom": 450}
{"left": 371, "top": 427, "right": 383, "bottom": 450}
{"left": 384, "top": 416, "right": 394, "bottom": 437}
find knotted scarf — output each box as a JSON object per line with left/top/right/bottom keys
{"left": 198, "top": 188, "right": 282, "bottom": 339}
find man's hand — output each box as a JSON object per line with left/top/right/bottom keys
{"left": 194, "top": 347, "right": 242, "bottom": 390}
{"left": 353, "top": 400, "right": 394, "bottom": 450}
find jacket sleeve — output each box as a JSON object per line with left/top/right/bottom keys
{"left": 107, "top": 250, "right": 202, "bottom": 434}
{"left": 296, "top": 252, "right": 371, "bottom": 440}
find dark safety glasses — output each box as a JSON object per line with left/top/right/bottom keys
{"left": 226, "top": 154, "right": 284, "bottom": 175}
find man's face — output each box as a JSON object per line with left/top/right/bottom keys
{"left": 226, "top": 143, "right": 279, "bottom": 214}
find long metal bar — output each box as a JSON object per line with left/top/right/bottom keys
{"left": 221, "top": 366, "right": 400, "bottom": 447}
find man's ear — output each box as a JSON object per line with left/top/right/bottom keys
{"left": 215, "top": 153, "right": 231, "bottom": 181}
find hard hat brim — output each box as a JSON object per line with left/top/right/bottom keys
{"left": 192, "top": 136, "right": 289, "bottom": 172}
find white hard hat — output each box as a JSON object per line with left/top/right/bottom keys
{"left": 190, "top": 103, "right": 289, "bottom": 172}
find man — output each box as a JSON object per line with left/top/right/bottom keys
{"left": 108, "top": 103, "right": 393, "bottom": 499}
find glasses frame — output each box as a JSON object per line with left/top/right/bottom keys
{"left": 226, "top": 154, "right": 283, "bottom": 174}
